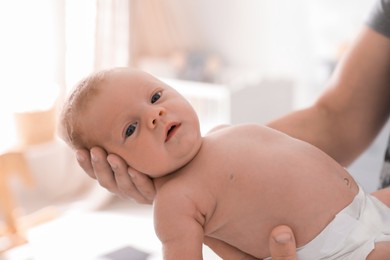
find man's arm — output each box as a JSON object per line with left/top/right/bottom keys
{"left": 268, "top": 26, "right": 390, "bottom": 167}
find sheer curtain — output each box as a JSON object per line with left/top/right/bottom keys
{"left": 94, "top": 0, "right": 130, "bottom": 70}
{"left": 0, "top": 0, "right": 133, "bottom": 221}
{"left": 130, "top": 0, "right": 184, "bottom": 61}
{"left": 65, "top": 0, "right": 130, "bottom": 91}
{"left": 0, "top": 0, "right": 186, "bottom": 147}
{"left": 66, "top": 0, "right": 188, "bottom": 88}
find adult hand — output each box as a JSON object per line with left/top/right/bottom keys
{"left": 76, "top": 147, "right": 156, "bottom": 204}
{"left": 269, "top": 225, "right": 297, "bottom": 260}
{"left": 203, "top": 225, "right": 296, "bottom": 259}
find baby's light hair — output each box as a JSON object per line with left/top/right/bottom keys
{"left": 59, "top": 69, "right": 114, "bottom": 150}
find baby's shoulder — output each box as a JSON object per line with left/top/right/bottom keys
{"left": 154, "top": 171, "right": 215, "bottom": 222}
{"left": 206, "top": 123, "right": 283, "bottom": 143}
{"left": 206, "top": 123, "right": 254, "bottom": 137}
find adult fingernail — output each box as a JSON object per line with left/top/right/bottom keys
{"left": 76, "top": 151, "right": 84, "bottom": 162}
{"left": 127, "top": 169, "right": 135, "bottom": 178}
{"left": 274, "top": 232, "right": 292, "bottom": 244}
{"left": 107, "top": 158, "right": 117, "bottom": 169}
{"left": 91, "top": 152, "right": 98, "bottom": 162}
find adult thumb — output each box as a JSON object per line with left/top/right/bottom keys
{"left": 269, "top": 225, "right": 297, "bottom": 260}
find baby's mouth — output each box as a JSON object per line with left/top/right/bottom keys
{"left": 165, "top": 123, "right": 181, "bottom": 142}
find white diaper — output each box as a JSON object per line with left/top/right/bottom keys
{"left": 293, "top": 185, "right": 390, "bottom": 260}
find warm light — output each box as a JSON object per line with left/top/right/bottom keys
{"left": 0, "top": 0, "right": 60, "bottom": 151}
{"left": 65, "top": 0, "right": 96, "bottom": 90}
{"left": 0, "top": 0, "right": 96, "bottom": 151}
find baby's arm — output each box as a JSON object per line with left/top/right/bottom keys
{"left": 154, "top": 187, "right": 205, "bottom": 259}
{"left": 367, "top": 242, "right": 390, "bottom": 260}
{"left": 370, "top": 187, "right": 390, "bottom": 258}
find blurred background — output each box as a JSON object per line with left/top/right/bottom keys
{"left": 1, "top": 0, "right": 388, "bottom": 259}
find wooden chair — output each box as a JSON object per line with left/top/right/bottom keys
{"left": 1, "top": 107, "right": 58, "bottom": 252}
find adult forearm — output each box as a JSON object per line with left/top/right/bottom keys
{"left": 268, "top": 26, "right": 390, "bottom": 167}
{"left": 266, "top": 106, "right": 356, "bottom": 166}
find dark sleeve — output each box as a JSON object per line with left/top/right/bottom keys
{"left": 366, "top": 0, "right": 390, "bottom": 37}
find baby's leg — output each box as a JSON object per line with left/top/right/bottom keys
{"left": 371, "top": 187, "right": 390, "bottom": 207}
{"left": 367, "top": 189, "right": 390, "bottom": 259}
{"left": 367, "top": 242, "right": 390, "bottom": 260}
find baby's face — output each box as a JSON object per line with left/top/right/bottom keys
{"left": 80, "top": 69, "right": 202, "bottom": 178}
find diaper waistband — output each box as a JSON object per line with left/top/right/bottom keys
{"left": 296, "top": 185, "right": 390, "bottom": 259}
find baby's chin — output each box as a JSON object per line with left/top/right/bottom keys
{"left": 142, "top": 138, "right": 202, "bottom": 178}
{"left": 145, "top": 163, "right": 187, "bottom": 179}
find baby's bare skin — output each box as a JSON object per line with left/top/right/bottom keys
{"left": 153, "top": 124, "right": 358, "bottom": 259}
{"left": 61, "top": 69, "right": 361, "bottom": 259}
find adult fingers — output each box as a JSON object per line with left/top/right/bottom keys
{"left": 90, "top": 147, "right": 118, "bottom": 193}
{"left": 76, "top": 149, "right": 96, "bottom": 179}
{"left": 128, "top": 168, "right": 156, "bottom": 204}
{"left": 269, "top": 225, "right": 297, "bottom": 260}
{"left": 107, "top": 154, "right": 154, "bottom": 204}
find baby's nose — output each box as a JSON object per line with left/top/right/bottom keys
{"left": 148, "top": 107, "right": 165, "bottom": 128}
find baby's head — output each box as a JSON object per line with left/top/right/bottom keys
{"left": 59, "top": 67, "right": 202, "bottom": 177}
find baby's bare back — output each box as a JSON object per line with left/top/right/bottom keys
{"left": 183, "top": 124, "right": 358, "bottom": 259}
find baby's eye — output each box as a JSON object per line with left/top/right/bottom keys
{"left": 125, "top": 123, "right": 137, "bottom": 138}
{"left": 151, "top": 91, "right": 162, "bottom": 104}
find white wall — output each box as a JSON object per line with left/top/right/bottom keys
{"left": 167, "top": 0, "right": 375, "bottom": 104}
{"left": 169, "top": 0, "right": 308, "bottom": 75}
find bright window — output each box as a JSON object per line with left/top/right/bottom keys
{"left": 0, "top": 0, "right": 97, "bottom": 151}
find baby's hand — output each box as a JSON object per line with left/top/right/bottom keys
{"left": 76, "top": 147, "right": 156, "bottom": 204}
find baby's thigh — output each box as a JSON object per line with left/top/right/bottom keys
{"left": 366, "top": 242, "right": 390, "bottom": 260}
{"left": 371, "top": 187, "right": 390, "bottom": 207}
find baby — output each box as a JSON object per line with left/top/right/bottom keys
{"left": 59, "top": 67, "right": 390, "bottom": 259}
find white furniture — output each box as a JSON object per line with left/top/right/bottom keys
{"left": 162, "top": 78, "right": 231, "bottom": 134}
